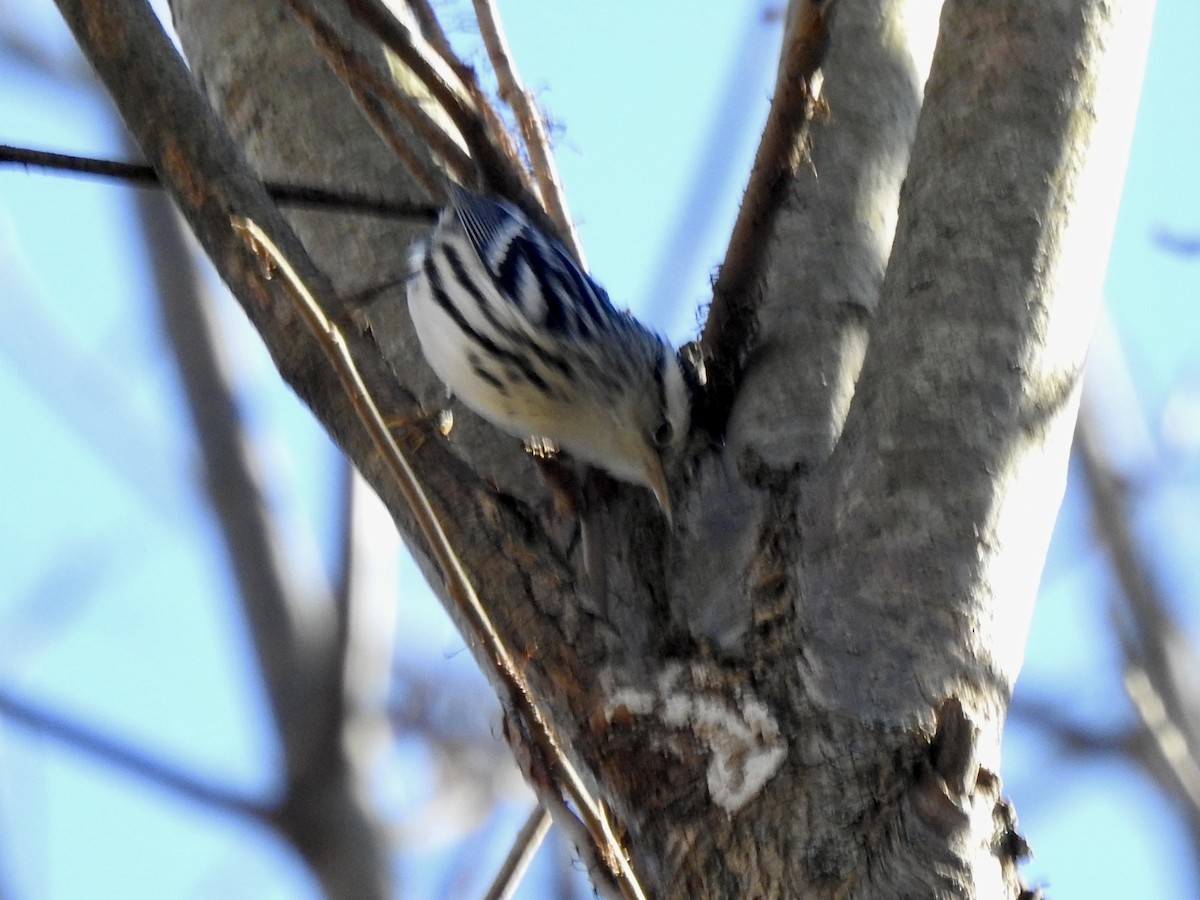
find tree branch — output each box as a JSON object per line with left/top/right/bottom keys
{"left": 0, "top": 143, "right": 436, "bottom": 217}
{"left": 715, "top": 0, "right": 937, "bottom": 479}
{"left": 54, "top": 0, "right": 394, "bottom": 894}
{"left": 1076, "top": 406, "right": 1200, "bottom": 820}
{"left": 697, "top": 0, "right": 836, "bottom": 435}
{"left": 470, "top": 0, "right": 582, "bottom": 262}
{"left": 482, "top": 805, "right": 552, "bottom": 900}
{"left": 233, "top": 215, "right": 647, "bottom": 898}
{"left": 803, "top": 0, "right": 1151, "bottom": 719}
{"left": 340, "top": 0, "right": 541, "bottom": 217}
{"left": 285, "top": 0, "right": 472, "bottom": 196}
{"left": 49, "top": 0, "right": 1161, "bottom": 894}
{"left": 792, "top": 0, "right": 1153, "bottom": 892}
{"left": 406, "top": 0, "right": 459, "bottom": 72}
{"left": 0, "top": 686, "right": 268, "bottom": 822}
{"left": 344, "top": 0, "right": 530, "bottom": 201}
{"left": 130, "top": 141, "right": 342, "bottom": 788}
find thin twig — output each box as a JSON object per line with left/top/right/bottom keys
{"left": 470, "top": 0, "right": 583, "bottom": 262}
{"left": 0, "top": 686, "right": 270, "bottom": 822}
{"left": 481, "top": 805, "right": 552, "bottom": 900}
{"left": 1075, "top": 318, "right": 1200, "bottom": 854}
{"left": 1124, "top": 666, "right": 1200, "bottom": 809}
{"left": 396, "top": 0, "right": 531, "bottom": 217}
{"left": 344, "top": 0, "right": 477, "bottom": 125}
{"left": 408, "top": 0, "right": 464, "bottom": 76}
{"left": 340, "top": 0, "right": 509, "bottom": 183}
{"left": 283, "top": 0, "right": 470, "bottom": 197}
{"left": 52, "top": 1, "right": 396, "bottom": 892}
{"left": 230, "top": 218, "right": 647, "bottom": 900}
{"left": 1013, "top": 692, "right": 1200, "bottom": 865}
{"left": 530, "top": 779, "right": 624, "bottom": 900}
{"left": 0, "top": 143, "right": 437, "bottom": 218}
{"left": 1153, "top": 227, "right": 1200, "bottom": 256}
{"left": 1076, "top": 414, "right": 1194, "bottom": 728}
{"left": 1010, "top": 697, "right": 1132, "bottom": 758}
{"left": 130, "top": 134, "right": 345, "bottom": 784}
{"left": 698, "top": 0, "right": 837, "bottom": 434}
{"left": 1076, "top": 410, "right": 1200, "bottom": 822}
{"left": 341, "top": 0, "right": 550, "bottom": 233}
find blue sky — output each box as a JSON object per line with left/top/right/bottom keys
{"left": 0, "top": 0, "right": 1198, "bottom": 897}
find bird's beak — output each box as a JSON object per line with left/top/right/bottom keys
{"left": 643, "top": 451, "right": 673, "bottom": 525}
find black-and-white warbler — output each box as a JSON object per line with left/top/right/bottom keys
{"left": 407, "top": 183, "right": 689, "bottom": 518}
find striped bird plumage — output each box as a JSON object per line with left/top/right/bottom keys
{"left": 407, "top": 184, "right": 689, "bottom": 516}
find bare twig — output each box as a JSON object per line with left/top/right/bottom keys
{"left": 470, "top": 0, "right": 582, "bottom": 262}
{"left": 389, "top": 0, "right": 531, "bottom": 209}
{"left": 1153, "top": 227, "right": 1200, "bottom": 256}
{"left": 1076, "top": 414, "right": 1196, "bottom": 733}
{"left": 1075, "top": 400, "right": 1200, "bottom": 831}
{"left": 1, "top": 143, "right": 159, "bottom": 184}
{"left": 1014, "top": 689, "right": 1200, "bottom": 866}
{"left": 344, "top": 0, "right": 477, "bottom": 124}
{"left": 1124, "top": 666, "right": 1200, "bottom": 809}
{"left": 698, "top": 0, "right": 837, "bottom": 433}
{"left": 408, "top": 0, "right": 460, "bottom": 71}
{"left": 1010, "top": 696, "right": 1132, "bottom": 758}
{"left": 341, "top": 0, "right": 552, "bottom": 235}
{"left": 0, "top": 686, "right": 269, "bottom": 822}
{"left": 1039, "top": 274, "right": 1200, "bottom": 869}
{"left": 130, "top": 136, "right": 341, "bottom": 783}
{"left": 231, "top": 218, "right": 647, "bottom": 900}
{"left": 482, "top": 805, "right": 552, "bottom": 900}
{"left": 0, "top": 143, "right": 436, "bottom": 218}
{"left": 53, "top": 1, "right": 394, "bottom": 893}
{"left": 529, "top": 779, "right": 624, "bottom": 900}
{"left": 283, "top": 0, "right": 470, "bottom": 196}
{"left": 343, "top": 1, "right": 522, "bottom": 189}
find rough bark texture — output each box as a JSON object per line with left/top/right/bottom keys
{"left": 60, "top": 0, "right": 1153, "bottom": 895}
{"left": 726, "top": 0, "right": 937, "bottom": 477}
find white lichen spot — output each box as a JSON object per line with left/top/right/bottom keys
{"left": 603, "top": 663, "right": 787, "bottom": 814}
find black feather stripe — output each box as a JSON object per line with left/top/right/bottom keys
{"left": 494, "top": 234, "right": 569, "bottom": 333}
{"left": 439, "top": 242, "right": 578, "bottom": 384}
{"left": 423, "top": 253, "right": 552, "bottom": 395}
{"left": 427, "top": 186, "right": 670, "bottom": 409}
{"left": 452, "top": 188, "right": 613, "bottom": 341}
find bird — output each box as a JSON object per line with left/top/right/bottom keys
{"left": 406, "top": 183, "right": 690, "bottom": 519}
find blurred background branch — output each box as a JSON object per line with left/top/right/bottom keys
{"left": 0, "top": 0, "right": 1197, "bottom": 897}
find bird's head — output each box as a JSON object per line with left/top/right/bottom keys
{"left": 572, "top": 339, "right": 690, "bottom": 521}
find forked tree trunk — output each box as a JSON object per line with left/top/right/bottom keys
{"left": 57, "top": 0, "right": 1153, "bottom": 895}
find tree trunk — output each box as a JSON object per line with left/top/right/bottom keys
{"left": 58, "top": 0, "right": 1154, "bottom": 895}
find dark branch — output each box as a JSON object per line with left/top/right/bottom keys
{"left": 0, "top": 685, "right": 270, "bottom": 821}
{"left": 1076, "top": 413, "right": 1200, "bottom": 817}
{"left": 51, "top": 0, "right": 395, "bottom": 893}
{"left": 340, "top": 0, "right": 556, "bottom": 236}
{"left": 697, "top": 0, "right": 837, "bottom": 436}
{"left": 233, "top": 216, "right": 646, "bottom": 900}
{"left": 0, "top": 143, "right": 437, "bottom": 219}
{"left": 285, "top": 0, "right": 470, "bottom": 196}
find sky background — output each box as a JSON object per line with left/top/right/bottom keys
{"left": 1, "top": 0, "right": 1199, "bottom": 897}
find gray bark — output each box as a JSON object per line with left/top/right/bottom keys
{"left": 58, "top": 0, "right": 1154, "bottom": 895}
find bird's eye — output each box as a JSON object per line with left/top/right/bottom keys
{"left": 651, "top": 420, "right": 674, "bottom": 447}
